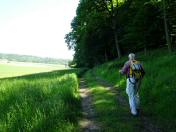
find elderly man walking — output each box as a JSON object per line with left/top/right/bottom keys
{"left": 119, "top": 53, "right": 145, "bottom": 116}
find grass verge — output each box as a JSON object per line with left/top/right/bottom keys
{"left": 0, "top": 69, "right": 81, "bottom": 132}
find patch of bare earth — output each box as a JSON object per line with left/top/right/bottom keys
{"left": 79, "top": 78, "right": 100, "bottom": 132}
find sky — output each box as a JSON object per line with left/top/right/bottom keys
{"left": 0, "top": 0, "right": 79, "bottom": 59}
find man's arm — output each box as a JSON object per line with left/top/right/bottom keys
{"left": 119, "top": 61, "right": 130, "bottom": 75}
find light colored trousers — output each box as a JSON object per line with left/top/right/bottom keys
{"left": 126, "top": 78, "right": 141, "bottom": 115}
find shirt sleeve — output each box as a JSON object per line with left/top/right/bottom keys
{"left": 120, "top": 61, "right": 130, "bottom": 75}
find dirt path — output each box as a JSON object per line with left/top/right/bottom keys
{"left": 79, "top": 78, "right": 100, "bottom": 132}
{"left": 95, "top": 76, "right": 164, "bottom": 132}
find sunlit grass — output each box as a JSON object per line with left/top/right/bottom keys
{"left": 0, "top": 70, "right": 80, "bottom": 131}
{"left": 0, "top": 62, "right": 66, "bottom": 78}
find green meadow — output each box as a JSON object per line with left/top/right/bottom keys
{"left": 0, "top": 62, "right": 66, "bottom": 78}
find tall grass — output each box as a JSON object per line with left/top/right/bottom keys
{"left": 0, "top": 70, "right": 80, "bottom": 131}
{"left": 91, "top": 48, "right": 176, "bottom": 131}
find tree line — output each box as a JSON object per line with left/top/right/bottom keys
{"left": 0, "top": 53, "right": 69, "bottom": 65}
{"left": 65, "top": 0, "right": 176, "bottom": 67}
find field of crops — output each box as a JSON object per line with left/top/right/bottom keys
{"left": 0, "top": 69, "right": 80, "bottom": 131}
{"left": 0, "top": 62, "right": 66, "bottom": 78}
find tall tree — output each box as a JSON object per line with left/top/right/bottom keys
{"left": 162, "top": 0, "right": 172, "bottom": 52}
{"left": 168, "top": 0, "right": 176, "bottom": 47}
{"left": 109, "top": 0, "right": 122, "bottom": 58}
{"left": 65, "top": 0, "right": 167, "bottom": 67}
{"left": 95, "top": 0, "right": 122, "bottom": 58}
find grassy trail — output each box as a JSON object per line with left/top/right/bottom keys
{"left": 94, "top": 75, "right": 163, "bottom": 132}
{"left": 83, "top": 71, "right": 165, "bottom": 132}
{"left": 79, "top": 78, "right": 100, "bottom": 131}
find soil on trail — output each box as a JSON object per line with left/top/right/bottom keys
{"left": 79, "top": 78, "right": 100, "bottom": 132}
{"left": 95, "top": 76, "right": 164, "bottom": 132}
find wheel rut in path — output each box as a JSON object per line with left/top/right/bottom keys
{"left": 95, "top": 76, "right": 164, "bottom": 132}
{"left": 79, "top": 78, "right": 100, "bottom": 132}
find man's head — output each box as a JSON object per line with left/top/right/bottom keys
{"left": 128, "top": 53, "right": 135, "bottom": 60}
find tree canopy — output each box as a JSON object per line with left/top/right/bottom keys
{"left": 65, "top": 0, "right": 176, "bottom": 67}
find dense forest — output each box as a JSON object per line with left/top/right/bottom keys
{"left": 65, "top": 0, "right": 176, "bottom": 67}
{"left": 0, "top": 53, "right": 69, "bottom": 65}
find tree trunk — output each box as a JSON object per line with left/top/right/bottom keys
{"left": 144, "top": 45, "right": 147, "bottom": 56}
{"left": 110, "top": 0, "right": 121, "bottom": 58}
{"left": 104, "top": 48, "right": 108, "bottom": 62}
{"left": 163, "top": 0, "right": 172, "bottom": 53}
{"left": 114, "top": 28, "right": 121, "bottom": 58}
{"left": 169, "top": 1, "right": 176, "bottom": 46}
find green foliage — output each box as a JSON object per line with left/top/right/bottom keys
{"left": 0, "top": 70, "right": 81, "bottom": 131}
{"left": 121, "top": 1, "right": 164, "bottom": 52}
{"left": 65, "top": 0, "right": 175, "bottom": 67}
{"left": 65, "top": 0, "right": 118, "bottom": 67}
{"left": 90, "top": 48, "right": 176, "bottom": 131}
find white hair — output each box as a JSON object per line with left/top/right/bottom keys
{"left": 128, "top": 53, "right": 135, "bottom": 60}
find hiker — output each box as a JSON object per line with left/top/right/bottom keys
{"left": 119, "top": 53, "right": 145, "bottom": 116}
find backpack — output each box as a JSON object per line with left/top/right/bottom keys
{"left": 129, "top": 60, "right": 145, "bottom": 80}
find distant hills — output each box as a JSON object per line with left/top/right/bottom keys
{"left": 0, "top": 53, "right": 70, "bottom": 65}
